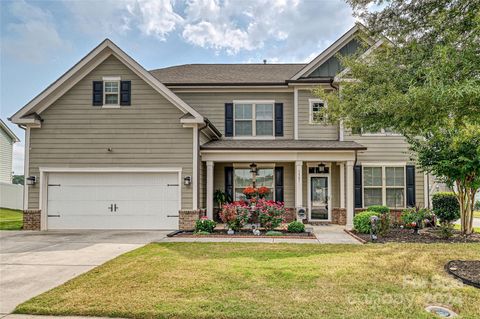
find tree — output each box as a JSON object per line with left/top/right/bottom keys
{"left": 314, "top": 0, "right": 480, "bottom": 234}
{"left": 411, "top": 125, "right": 480, "bottom": 234}
{"left": 12, "top": 175, "right": 24, "bottom": 185}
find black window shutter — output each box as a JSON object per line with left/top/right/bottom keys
{"left": 274, "top": 103, "right": 284, "bottom": 136}
{"left": 354, "top": 165, "right": 362, "bottom": 208}
{"left": 225, "top": 167, "right": 234, "bottom": 203}
{"left": 406, "top": 165, "right": 416, "bottom": 207}
{"left": 225, "top": 103, "right": 234, "bottom": 137}
{"left": 120, "top": 81, "right": 131, "bottom": 106}
{"left": 274, "top": 167, "right": 284, "bottom": 202}
{"left": 92, "top": 81, "right": 103, "bottom": 106}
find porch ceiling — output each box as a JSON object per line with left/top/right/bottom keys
{"left": 200, "top": 139, "right": 366, "bottom": 151}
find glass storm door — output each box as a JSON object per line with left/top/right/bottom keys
{"left": 311, "top": 176, "right": 328, "bottom": 220}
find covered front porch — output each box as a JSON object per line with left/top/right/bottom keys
{"left": 200, "top": 140, "right": 367, "bottom": 229}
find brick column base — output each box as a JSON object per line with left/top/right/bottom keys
{"left": 331, "top": 208, "right": 347, "bottom": 225}
{"left": 23, "top": 209, "right": 41, "bottom": 230}
{"left": 179, "top": 209, "right": 205, "bottom": 231}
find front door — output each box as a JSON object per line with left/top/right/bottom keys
{"left": 310, "top": 176, "right": 329, "bottom": 220}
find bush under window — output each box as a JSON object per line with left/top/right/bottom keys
{"left": 287, "top": 221, "right": 305, "bottom": 233}
{"left": 353, "top": 211, "right": 380, "bottom": 234}
{"left": 432, "top": 192, "right": 460, "bottom": 224}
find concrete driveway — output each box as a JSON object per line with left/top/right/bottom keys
{"left": 0, "top": 230, "right": 169, "bottom": 315}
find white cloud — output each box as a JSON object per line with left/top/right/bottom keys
{"left": 13, "top": 143, "right": 24, "bottom": 175}
{"left": 127, "top": 0, "right": 183, "bottom": 40}
{"left": 2, "top": 0, "right": 69, "bottom": 63}
{"left": 181, "top": 0, "right": 355, "bottom": 58}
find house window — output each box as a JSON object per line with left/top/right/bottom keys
{"left": 234, "top": 168, "right": 274, "bottom": 201}
{"left": 234, "top": 102, "right": 274, "bottom": 137}
{"left": 309, "top": 99, "right": 325, "bottom": 124}
{"left": 361, "top": 128, "right": 401, "bottom": 136}
{"left": 363, "top": 166, "right": 405, "bottom": 208}
{"left": 103, "top": 79, "right": 120, "bottom": 106}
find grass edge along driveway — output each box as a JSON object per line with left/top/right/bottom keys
{"left": 15, "top": 242, "right": 480, "bottom": 319}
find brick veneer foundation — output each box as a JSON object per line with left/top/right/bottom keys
{"left": 23, "top": 209, "right": 41, "bottom": 230}
{"left": 179, "top": 209, "right": 206, "bottom": 230}
{"left": 331, "top": 208, "right": 347, "bottom": 225}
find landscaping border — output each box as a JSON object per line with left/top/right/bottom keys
{"left": 445, "top": 260, "right": 480, "bottom": 289}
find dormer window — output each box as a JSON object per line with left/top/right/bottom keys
{"left": 309, "top": 99, "right": 325, "bottom": 124}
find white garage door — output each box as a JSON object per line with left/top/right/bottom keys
{"left": 46, "top": 172, "right": 180, "bottom": 230}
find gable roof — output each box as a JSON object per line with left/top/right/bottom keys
{"left": 0, "top": 119, "right": 20, "bottom": 143}
{"left": 10, "top": 39, "right": 204, "bottom": 125}
{"left": 291, "top": 23, "right": 374, "bottom": 80}
{"left": 149, "top": 64, "right": 306, "bottom": 85}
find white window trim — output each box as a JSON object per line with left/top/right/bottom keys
{"left": 360, "top": 128, "right": 402, "bottom": 137}
{"left": 102, "top": 76, "right": 121, "bottom": 108}
{"left": 233, "top": 166, "right": 275, "bottom": 201}
{"left": 308, "top": 98, "right": 327, "bottom": 125}
{"left": 362, "top": 164, "right": 406, "bottom": 209}
{"left": 232, "top": 100, "right": 275, "bottom": 138}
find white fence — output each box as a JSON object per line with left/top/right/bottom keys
{"left": 0, "top": 182, "right": 23, "bottom": 210}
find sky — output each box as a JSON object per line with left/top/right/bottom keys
{"left": 0, "top": 0, "right": 357, "bottom": 175}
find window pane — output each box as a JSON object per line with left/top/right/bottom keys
{"left": 255, "top": 104, "right": 273, "bottom": 120}
{"left": 364, "top": 188, "right": 382, "bottom": 206}
{"left": 235, "top": 121, "right": 252, "bottom": 136}
{"left": 234, "top": 169, "right": 251, "bottom": 188}
{"left": 364, "top": 167, "right": 382, "bottom": 186}
{"left": 235, "top": 104, "right": 252, "bottom": 120}
{"left": 386, "top": 167, "right": 404, "bottom": 186}
{"left": 386, "top": 188, "right": 404, "bottom": 208}
{"left": 104, "top": 82, "right": 118, "bottom": 93}
{"left": 256, "top": 120, "right": 273, "bottom": 136}
{"left": 256, "top": 169, "right": 274, "bottom": 188}
{"left": 105, "top": 94, "right": 118, "bottom": 105}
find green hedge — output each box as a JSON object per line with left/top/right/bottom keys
{"left": 432, "top": 192, "right": 460, "bottom": 223}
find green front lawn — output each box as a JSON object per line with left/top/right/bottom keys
{"left": 474, "top": 211, "right": 480, "bottom": 218}
{"left": 0, "top": 208, "right": 23, "bottom": 230}
{"left": 15, "top": 243, "right": 480, "bottom": 319}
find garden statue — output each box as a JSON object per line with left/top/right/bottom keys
{"left": 370, "top": 215, "right": 379, "bottom": 241}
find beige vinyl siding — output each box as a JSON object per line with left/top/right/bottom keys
{"left": 27, "top": 55, "right": 194, "bottom": 209}
{"left": 175, "top": 92, "right": 294, "bottom": 139}
{"left": 298, "top": 89, "right": 338, "bottom": 140}
{"left": 0, "top": 128, "right": 14, "bottom": 183}
{"left": 213, "top": 162, "right": 295, "bottom": 208}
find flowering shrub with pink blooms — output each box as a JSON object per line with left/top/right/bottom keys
{"left": 254, "top": 199, "right": 286, "bottom": 231}
{"left": 219, "top": 201, "right": 250, "bottom": 231}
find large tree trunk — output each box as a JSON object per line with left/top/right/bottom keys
{"left": 455, "top": 180, "right": 474, "bottom": 235}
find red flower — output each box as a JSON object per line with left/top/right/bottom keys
{"left": 258, "top": 186, "right": 270, "bottom": 195}
{"left": 243, "top": 186, "right": 257, "bottom": 196}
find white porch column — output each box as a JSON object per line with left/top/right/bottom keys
{"left": 345, "top": 160, "right": 354, "bottom": 229}
{"left": 339, "top": 162, "right": 345, "bottom": 208}
{"left": 206, "top": 161, "right": 214, "bottom": 219}
{"left": 295, "top": 161, "right": 303, "bottom": 209}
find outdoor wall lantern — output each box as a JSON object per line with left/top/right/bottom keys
{"left": 26, "top": 176, "right": 37, "bottom": 186}
{"left": 318, "top": 163, "right": 326, "bottom": 173}
{"left": 249, "top": 162, "right": 258, "bottom": 174}
{"left": 184, "top": 176, "right": 191, "bottom": 186}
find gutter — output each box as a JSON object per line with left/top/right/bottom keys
{"left": 200, "top": 118, "right": 222, "bottom": 140}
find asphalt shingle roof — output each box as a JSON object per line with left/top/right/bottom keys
{"left": 200, "top": 139, "right": 366, "bottom": 151}
{"left": 149, "top": 64, "right": 307, "bottom": 85}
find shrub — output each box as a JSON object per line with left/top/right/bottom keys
{"left": 255, "top": 199, "right": 286, "bottom": 231}
{"left": 353, "top": 211, "right": 380, "bottom": 234}
{"left": 438, "top": 223, "right": 454, "bottom": 239}
{"left": 367, "top": 205, "right": 390, "bottom": 214}
{"left": 474, "top": 200, "right": 480, "bottom": 211}
{"left": 265, "top": 230, "right": 283, "bottom": 236}
{"left": 367, "top": 205, "right": 390, "bottom": 235}
{"left": 195, "top": 217, "right": 217, "bottom": 233}
{"left": 219, "top": 202, "right": 250, "bottom": 231}
{"left": 432, "top": 192, "right": 460, "bottom": 223}
{"left": 287, "top": 221, "right": 305, "bottom": 233}
{"left": 401, "top": 207, "right": 433, "bottom": 228}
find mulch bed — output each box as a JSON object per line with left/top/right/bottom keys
{"left": 445, "top": 260, "right": 480, "bottom": 288}
{"left": 175, "top": 230, "right": 316, "bottom": 239}
{"left": 352, "top": 228, "right": 480, "bottom": 243}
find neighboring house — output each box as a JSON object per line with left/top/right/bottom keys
{"left": 10, "top": 24, "right": 428, "bottom": 231}
{"left": 0, "top": 119, "right": 23, "bottom": 210}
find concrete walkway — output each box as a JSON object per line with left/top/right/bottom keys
{"left": 160, "top": 224, "right": 360, "bottom": 244}
{"left": 454, "top": 217, "right": 480, "bottom": 228}
{"left": 0, "top": 230, "right": 169, "bottom": 315}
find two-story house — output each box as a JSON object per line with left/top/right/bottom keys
{"left": 10, "top": 24, "right": 427, "bottom": 231}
